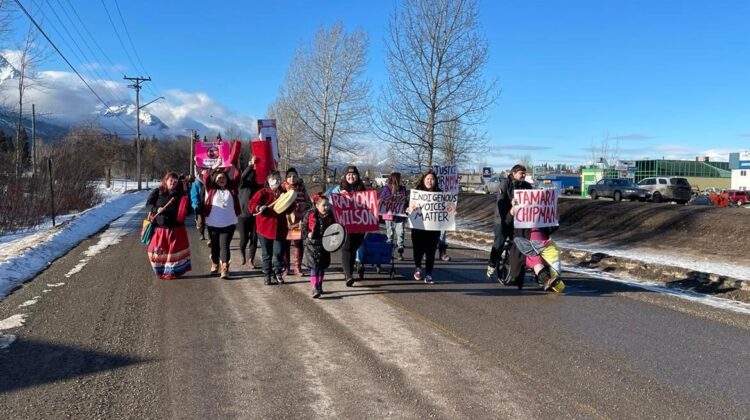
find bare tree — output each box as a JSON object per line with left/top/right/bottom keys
{"left": 378, "top": 0, "right": 498, "bottom": 169}
{"left": 267, "top": 93, "right": 317, "bottom": 173}
{"left": 518, "top": 153, "right": 533, "bottom": 172}
{"left": 14, "top": 17, "right": 48, "bottom": 177}
{"left": 282, "top": 22, "right": 370, "bottom": 187}
{"left": 436, "top": 115, "right": 487, "bottom": 166}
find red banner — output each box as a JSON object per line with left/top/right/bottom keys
{"left": 251, "top": 140, "right": 276, "bottom": 184}
{"left": 330, "top": 190, "right": 380, "bottom": 234}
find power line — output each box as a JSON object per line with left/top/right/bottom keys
{"left": 112, "top": 0, "right": 165, "bottom": 98}
{"left": 12, "top": 0, "right": 134, "bottom": 133}
{"left": 53, "top": 0, "right": 126, "bottom": 90}
{"left": 63, "top": 0, "right": 121, "bottom": 76}
{"left": 100, "top": 0, "right": 141, "bottom": 78}
{"left": 41, "top": 1, "right": 125, "bottom": 106}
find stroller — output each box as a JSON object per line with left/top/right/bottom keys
{"left": 354, "top": 232, "right": 396, "bottom": 280}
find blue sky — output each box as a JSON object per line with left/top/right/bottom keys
{"left": 9, "top": 0, "right": 750, "bottom": 170}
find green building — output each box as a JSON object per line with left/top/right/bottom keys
{"left": 633, "top": 159, "right": 730, "bottom": 191}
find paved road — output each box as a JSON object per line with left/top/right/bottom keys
{"left": 1, "top": 208, "right": 749, "bottom": 419}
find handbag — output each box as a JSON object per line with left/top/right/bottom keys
{"left": 141, "top": 197, "right": 175, "bottom": 245}
{"left": 140, "top": 216, "right": 155, "bottom": 245}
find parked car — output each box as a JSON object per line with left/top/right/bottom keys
{"left": 726, "top": 190, "right": 749, "bottom": 206}
{"left": 588, "top": 178, "right": 651, "bottom": 201}
{"left": 637, "top": 177, "right": 692, "bottom": 204}
{"left": 475, "top": 176, "right": 502, "bottom": 194}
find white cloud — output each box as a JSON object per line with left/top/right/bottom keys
{"left": 0, "top": 53, "right": 256, "bottom": 138}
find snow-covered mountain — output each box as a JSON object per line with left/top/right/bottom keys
{"left": 101, "top": 104, "right": 169, "bottom": 132}
{"left": 0, "top": 54, "right": 20, "bottom": 86}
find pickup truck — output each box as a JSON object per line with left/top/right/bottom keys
{"left": 726, "top": 190, "right": 749, "bottom": 206}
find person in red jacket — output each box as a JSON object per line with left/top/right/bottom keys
{"left": 248, "top": 170, "right": 291, "bottom": 285}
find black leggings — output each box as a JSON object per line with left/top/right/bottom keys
{"left": 411, "top": 229, "right": 440, "bottom": 275}
{"left": 340, "top": 233, "right": 365, "bottom": 278}
{"left": 208, "top": 225, "right": 236, "bottom": 264}
{"left": 237, "top": 216, "right": 258, "bottom": 261}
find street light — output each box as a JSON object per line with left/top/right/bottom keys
{"left": 135, "top": 96, "right": 165, "bottom": 190}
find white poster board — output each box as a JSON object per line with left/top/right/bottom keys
{"left": 513, "top": 189, "right": 559, "bottom": 228}
{"left": 407, "top": 189, "right": 457, "bottom": 231}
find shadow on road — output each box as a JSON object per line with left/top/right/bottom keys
{"left": 0, "top": 338, "right": 149, "bottom": 394}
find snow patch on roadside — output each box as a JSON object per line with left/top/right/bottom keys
{"left": 47, "top": 283, "right": 65, "bottom": 287}
{"left": 0, "top": 313, "right": 27, "bottom": 330}
{"left": 63, "top": 203, "right": 144, "bottom": 278}
{"left": 18, "top": 297, "right": 40, "bottom": 307}
{"left": 556, "top": 239, "right": 750, "bottom": 282}
{"left": 451, "top": 238, "right": 750, "bottom": 315}
{"left": 0, "top": 191, "right": 149, "bottom": 301}
{"left": 565, "top": 266, "right": 750, "bottom": 315}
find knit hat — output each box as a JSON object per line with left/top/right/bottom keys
{"left": 286, "top": 167, "right": 298, "bottom": 177}
{"left": 344, "top": 165, "right": 360, "bottom": 176}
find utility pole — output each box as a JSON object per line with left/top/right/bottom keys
{"left": 186, "top": 128, "right": 197, "bottom": 177}
{"left": 31, "top": 103, "right": 36, "bottom": 175}
{"left": 124, "top": 75, "right": 151, "bottom": 190}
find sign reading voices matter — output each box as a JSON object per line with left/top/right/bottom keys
{"left": 407, "top": 189, "right": 457, "bottom": 231}
{"left": 513, "top": 189, "right": 559, "bottom": 229}
{"left": 330, "top": 190, "right": 380, "bottom": 234}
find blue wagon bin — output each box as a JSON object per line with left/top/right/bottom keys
{"left": 355, "top": 232, "right": 395, "bottom": 280}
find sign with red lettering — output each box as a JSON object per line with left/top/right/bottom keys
{"left": 378, "top": 195, "right": 407, "bottom": 220}
{"left": 432, "top": 164, "right": 460, "bottom": 193}
{"left": 407, "top": 190, "right": 458, "bottom": 231}
{"left": 513, "top": 189, "right": 559, "bottom": 228}
{"left": 195, "top": 141, "right": 231, "bottom": 168}
{"left": 330, "top": 190, "right": 380, "bottom": 233}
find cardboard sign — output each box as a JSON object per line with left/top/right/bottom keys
{"left": 432, "top": 164, "right": 460, "bottom": 193}
{"left": 513, "top": 188, "right": 559, "bottom": 228}
{"left": 195, "top": 141, "right": 231, "bottom": 168}
{"left": 378, "top": 195, "right": 408, "bottom": 220}
{"left": 407, "top": 189, "right": 457, "bottom": 231}
{"left": 330, "top": 190, "right": 380, "bottom": 234}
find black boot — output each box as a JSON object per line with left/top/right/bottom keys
{"left": 274, "top": 272, "right": 285, "bottom": 285}
{"left": 264, "top": 273, "right": 272, "bottom": 286}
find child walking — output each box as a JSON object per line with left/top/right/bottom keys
{"left": 302, "top": 194, "right": 337, "bottom": 298}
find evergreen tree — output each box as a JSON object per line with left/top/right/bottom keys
{"left": 20, "top": 128, "right": 30, "bottom": 164}
{"left": 0, "top": 130, "right": 12, "bottom": 153}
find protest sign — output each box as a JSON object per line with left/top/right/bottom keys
{"left": 252, "top": 119, "right": 279, "bottom": 183}
{"left": 378, "top": 195, "right": 408, "bottom": 220}
{"left": 482, "top": 167, "right": 492, "bottom": 178}
{"left": 432, "top": 164, "right": 460, "bottom": 193}
{"left": 407, "top": 189, "right": 457, "bottom": 231}
{"left": 513, "top": 188, "right": 559, "bottom": 229}
{"left": 195, "top": 141, "right": 231, "bottom": 168}
{"left": 330, "top": 190, "right": 380, "bottom": 234}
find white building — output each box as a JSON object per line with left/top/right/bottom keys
{"left": 729, "top": 151, "right": 750, "bottom": 190}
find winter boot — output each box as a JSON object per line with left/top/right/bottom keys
{"left": 220, "top": 262, "right": 229, "bottom": 279}
{"left": 293, "top": 247, "right": 304, "bottom": 276}
{"left": 210, "top": 261, "right": 219, "bottom": 275}
{"left": 274, "top": 272, "right": 285, "bottom": 285}
{"left": 263, "top": 273, "right": 272, "bottom": 286}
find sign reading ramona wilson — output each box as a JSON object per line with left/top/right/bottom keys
{"left": 513, "top": 189, "right": 559, "bottom": 229}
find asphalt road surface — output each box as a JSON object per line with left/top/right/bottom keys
{"left": 1, "top": 208, "right": 749, "bottom": 419}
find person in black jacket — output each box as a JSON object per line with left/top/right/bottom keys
{"left": 145, "top": 172, "right": 192, "bottom": 279}
{"left": 486, "top": 165, "right": 531, "bottom": 284}
{"left": 237, "top": 155, "right": 262, "bottom": 267}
